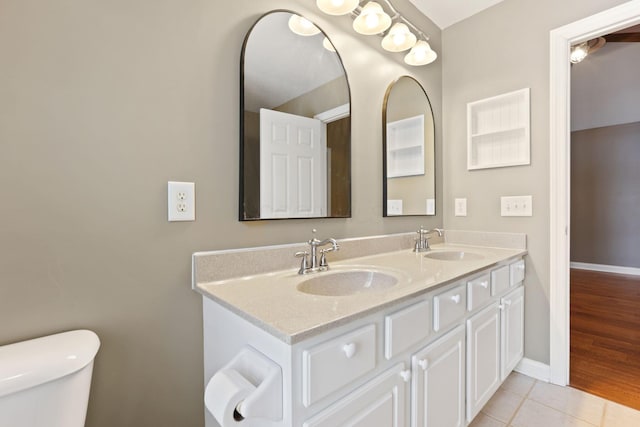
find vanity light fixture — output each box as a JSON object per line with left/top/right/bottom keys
{"left": 316, "top": 0, "right": 437, "bottom": 66}
{"left": 381, "top": 22, "right": 416, "bottom": 52}
{"left": 316, "top": 0, "right": 359, "bottom": 16}
{"left": 353, "top": 2, "right": 392, "bottom": 35}
{"left": 404, "top": 40, "right": 437, "bottom": 66}
{"left": 288, "top": 14, "right": 321, "bottom": 36}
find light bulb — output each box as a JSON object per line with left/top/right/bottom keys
{"left": 570, "top": 43, "right": 589, "bottom": 64}
{"left": 353, "top": 2, "right": 391, "bottom": 35}
{"left": 381, "top": 23, "right": 416, "bottom": 52}
{"left": 365, "top": 13, "right": 379, "bottom": 29}
{"left": 317, "top": 0, "right": 358, "bottom": 15}
{"left": 404, "top": 40, "right": 437, "bottom": 66}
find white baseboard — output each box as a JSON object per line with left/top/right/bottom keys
{"left": 515, "top": 358, "right": 551, "bottom": 382}
{"left": 570, "top": 262, "right": 640, "bottom": 277}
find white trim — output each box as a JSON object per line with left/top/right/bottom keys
{"left": 314, "top": 103, "right": 350, "bottom": 123}
{"left": 514, "top": 358, "right": 550, "bottom": 383}
{"left": 549, "top": 0, "right": 640, "bottom": 387}
{"left": 570, "top": 262, "right": 640, "bottom": 277}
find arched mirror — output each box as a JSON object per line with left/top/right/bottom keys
{"left": 383, "top": 76, "right": 435, "bottom": 216}
{"left": 240, "top": 11, "right": 351, "bottom": 221}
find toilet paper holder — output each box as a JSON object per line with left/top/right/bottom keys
{"left": 205, "top": 346, "right": 283, "bottom": 422}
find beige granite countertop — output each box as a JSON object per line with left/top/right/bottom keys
{"left": 194, "top": 242, "right": 527, "bottom": 344}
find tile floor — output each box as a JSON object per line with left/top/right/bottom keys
{"left": 469, "top": 372, "right": 640, "bottom": 427}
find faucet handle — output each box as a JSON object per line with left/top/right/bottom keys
{"left": 295, "top": 251, "right": 309, "bottom": 274}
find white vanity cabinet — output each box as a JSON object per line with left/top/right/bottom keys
{"left": 201, "top": 256, "right": 525, "bottom": 427}
{"left": 501, "top": 286, "right": 525, "bottom": 380}
{"left": 302, "top": 363, "right": 409, "bottom": 427}
{"left": 466, "top": 261, "right": 526, "bottom": 422}
{"left": 411, "top": 325, "right": 466, "bottom": 427}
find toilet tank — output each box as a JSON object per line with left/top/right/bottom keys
{"left": 0, "top": 330, "right": 100, "bottom": 427}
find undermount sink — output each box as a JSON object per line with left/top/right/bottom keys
{"left": 424, "top": 251, "right": 484, "bottom": 261}
{"left": 296, "top": 270, "right": 398, "bottom": 296}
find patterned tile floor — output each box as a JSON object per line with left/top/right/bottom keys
{"left": 469, "top": 372, "right": 640, "bottom": 427}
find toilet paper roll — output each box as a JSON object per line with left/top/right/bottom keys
{"left": 205, "top": 368, "right": 256, "bottom": 426}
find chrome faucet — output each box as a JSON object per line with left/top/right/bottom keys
{"left": 295, "top": 229, "right": 340, "bottom": 274}
{"left": 414, "top": 226, "right": 443, "bottom": 252}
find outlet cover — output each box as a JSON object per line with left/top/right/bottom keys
{"left": 455, "top": 198, "right": 467, "bottom": 216}
{"left": 387, "top": 199, "right": 403, "bottom": 216}
{"left": 168, "top": 181, "right": 195, "bottom": 221}
{"left": 501, "top": 195, "right": 533, "bottom": 217}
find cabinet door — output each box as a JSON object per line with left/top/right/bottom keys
{"left": 501, "top": 286, "right": 525, "bottom": 380}
{"left": 302, "top": 363, "right": 409, "bottom": 427}
{"left": 467, "top": 302, "right": 501, "bottom": 423}
{"left": 411, "top": 325, "right": 465, "bottom": 427}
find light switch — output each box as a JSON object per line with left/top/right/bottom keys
{"left": 501, "top": 195, "right": 532, "bottom": 216}
{"left": 455, "top": 198, "right": 467, "bottom": 216}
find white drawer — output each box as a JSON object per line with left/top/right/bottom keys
{"left": 302, "top": 324, "right": 376, "bottom": 407}
{"left": 467, "top": 273, "right": 491, "bottom": 312}
{"left": 491, "top": 266, "right": 510, "bottom": 296}
{"left": 510, "top": 259, "right": 525, "bottom": 286}
{"left": 433, "top": 283, "right": 466, "bottom": 332}
{"left": 385, "top": 299, "right": 430, "bottom": 359}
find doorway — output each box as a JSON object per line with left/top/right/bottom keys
{"left": 549, "top": 0, "right": 640, "bottom": 387}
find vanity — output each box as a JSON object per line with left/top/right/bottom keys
{"left": 194, "top": 232, "right": 526, "bottom": 427}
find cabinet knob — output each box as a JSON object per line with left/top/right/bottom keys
{"left": 503, "top": 299, "right": 512, "bottom": 306}
{"left": 451, "top": 294, "right": 461, "bottom": 304}
{"left": 418, "top": 358, "right": 429, "bottom": 370}
{"left": 342, "top": 343, "right": 356, "bottom": 359}
{"left": 400, "top": 369, "right": 412, "bottom": 382}
{"left": 479, "top": 281, "right": 489, "bottom": 289}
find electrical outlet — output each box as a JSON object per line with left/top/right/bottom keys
{"left": 455, "top": 198, "right": 467, "bottom": 216}
{"left": 168, "top": 181, "right": 195, "bottom": 221}
{"left": 501, "top": 195, "right": 533, "bottom": 216}
{"left": 387, "top": 199, "right": 403, "bottom": 216}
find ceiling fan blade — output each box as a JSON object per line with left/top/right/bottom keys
{"left": 604, "top": 33, "right": 640, "bottom": 42}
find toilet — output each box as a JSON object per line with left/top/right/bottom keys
{"left": 0, "top": 329, "right": 100, "bottom": 427}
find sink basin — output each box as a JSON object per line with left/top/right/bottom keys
{"left": 297, "top": 270, "right": 398, "bottom": 296}
{"left": 424, "top": 251, "right": 484, "bottom": 261}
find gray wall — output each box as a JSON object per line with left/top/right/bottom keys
{"left": 0, "top": 1, "right": 441, "bottom": 426}
{"left": 571, "top": 121, "right": 640, "bottom": 268}
{"left": 572, "top": 42, "right": 640, "bottom": 131}
{"left": 441, "top": 0, "right": 628, "bottom": 365}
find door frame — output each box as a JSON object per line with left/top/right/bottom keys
{"left": 549, "top": 0, "right": 640, "bottom": 386}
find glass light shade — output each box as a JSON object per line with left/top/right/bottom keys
{"left": 570, "top": 43, "right": 589, "bottom": 64}
{"left": 353, "top": 2, "right": 392, "bottom": 35}
{"left": 404, "top": 40, "right": 437, "bottom": 66}
{"left": 381, "top": 23, "right": 417, "bottom": 52}
{"left": 317, "top": 0, "right": 359, "bottom": 16}
{"left": 288, "top": 15, "right": 321, "bottom": 36}
{"left": 322, "top": 37, "right": 336, "bottom": 52}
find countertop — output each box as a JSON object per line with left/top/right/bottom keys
{"left": 195, "top": 243, "right": 527, "bottom": 344}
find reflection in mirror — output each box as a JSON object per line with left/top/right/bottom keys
{"left": 383, "top": 76, "right": 435, "bottom": 216}
{"left": 240, "top": 11, "right": 351, "bottom": 221}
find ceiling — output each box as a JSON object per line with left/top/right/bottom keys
{"left": 409, "top": 0, "right": 507, "bottom": 29}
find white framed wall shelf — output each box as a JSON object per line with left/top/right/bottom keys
{"left": 386, "top": 114, "right": 425, "bottom": 178}
{"left": 467, "top": 88, "right": 530, "bottom": 170}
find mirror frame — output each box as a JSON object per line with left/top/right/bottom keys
{"left": 382, "top": 75, "right": 436, "bottom": 217}
{"left": 239, "top": 10, "right": 352, "bottom": 221}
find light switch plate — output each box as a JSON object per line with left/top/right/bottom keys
{"left": 501, "top": 195, "right": 532, "bottom": 216}
{"left": 455, "top": 198, "right": 467, "bottom": 216}
{"left": 168, "top": 181, "right": 195, "bottom": 221}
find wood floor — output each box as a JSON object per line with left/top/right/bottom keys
{"left": 570, "top": 268, "right": 640, "bottom": 410}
